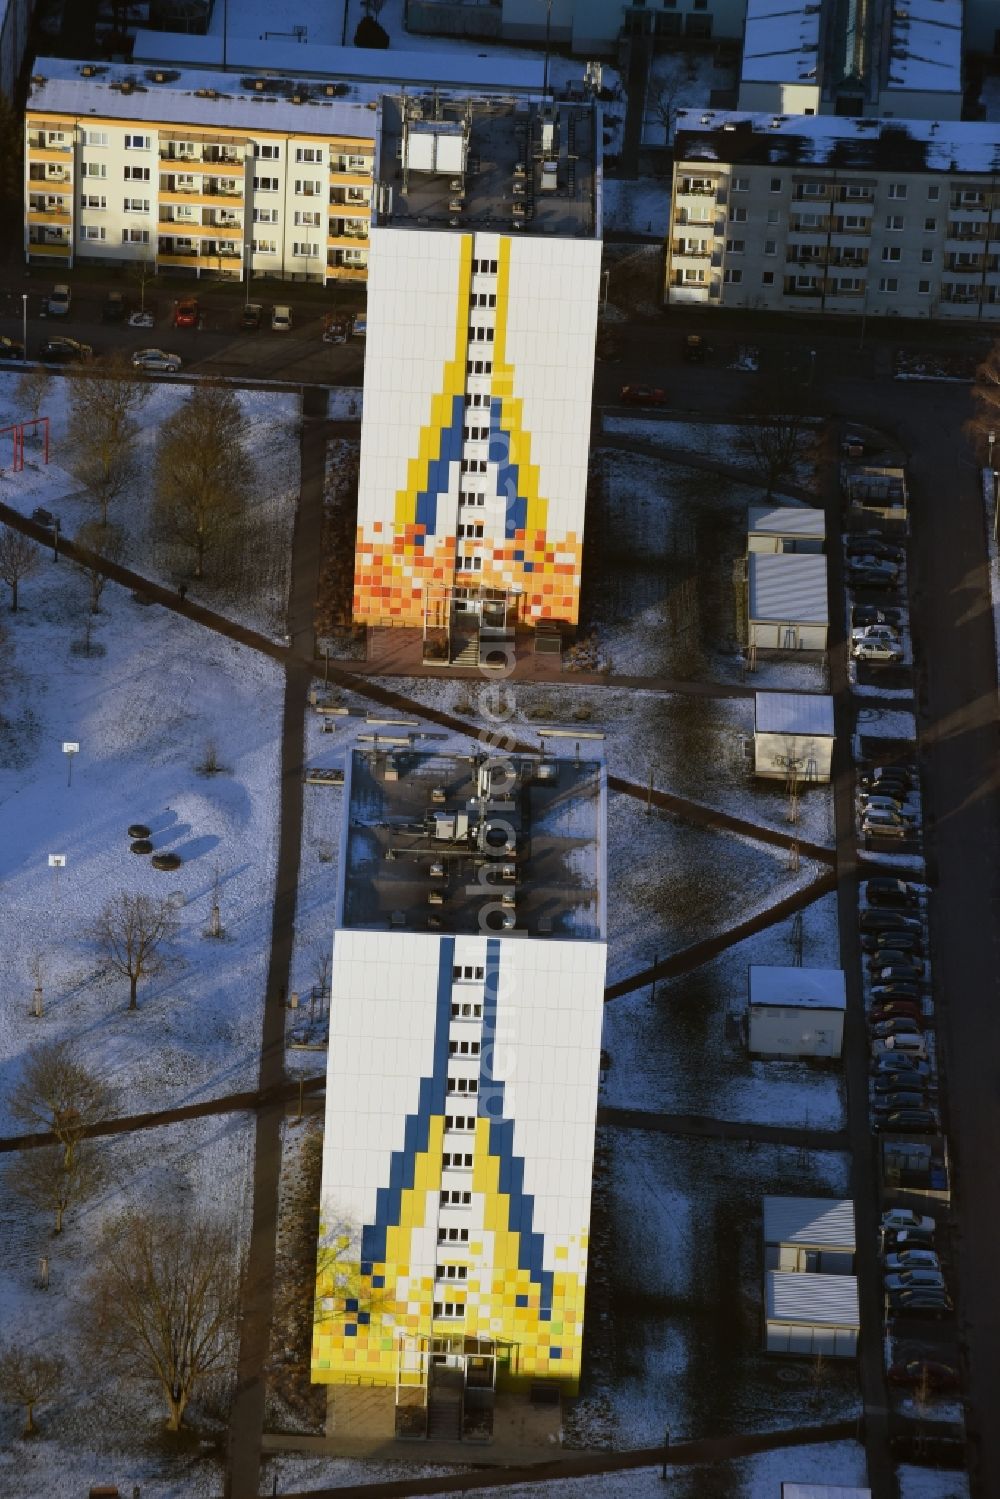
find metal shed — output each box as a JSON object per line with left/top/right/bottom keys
{"left": 844, "top": 464, "right": 908, "bottom": 522}
{"left": 765, "top": 1271, "right": 859, "bottom": 1357}
{"left": 763, "top": 1197, "right": 856, "bottom": 1274}
{"left": 754, "top": 692, "right": 834, "bottom": 782}
{"left": 748, "top": 966, "right": 846, "bottom": 1060}
{"left": 748, "top": 553, "right": 828, "bottom": 651}
{"left": 748, "top": 505, "right": 826, "bottom": 554}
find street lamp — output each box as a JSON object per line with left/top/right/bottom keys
{"left": 988, "top": 429, "right": 995, "bottom": 470}
{"left": 22, "top": 292, "right": 27, "bottom": 360}
{"left": 601, "top": 268, "right": 610, "bottom": 312}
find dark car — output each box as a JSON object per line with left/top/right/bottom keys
{"left": 853, "top": 604, "right": 903, "bottom": 629}
{"left": 873, "top": 962, "right": 925, "bottom": 985}
{"left": 865, "top": 877, "right": 920, "bottom": 909}
{"left": 682, "top": 333, "right": 706, "bottom": 363}
{"left": 0, "top": 334, "right": 25, "bottom": 360}
{"left": 870, "top": 1003, "right": 924, "bottom": 1025}
{"left": 871, "top": 984, "right": 923, "bottom": 1004}
{"left": 859, "top": 910, "right": 923, "bottom": 936}
{"left": 39, "top": 336, "right": 92, "bottom": 363}
{"left": 873, "top": 1071, "right": 927, "bottom": 1093}
{"left": 862, "top": 931, "right": 923, "bottom": 956}
{"left": 888, "top": 1359, "right": 959, "bottom": 1391}
{"left": 877, "top": 1109, "right": 940, "bottom": 1134}
{"left": 101, "top": 290, "right": 127, "bottom": 323}
{"left": 850, "top": 565, "right": 900, "bottom": 591}
{"left": 886, "top": 1226, "right": 937, "bottom": 1251}
{"left": 846, "top": 538, "right": 905, "bottom": 565}
{"left": 874, "top": 1091, "right": 929, "bottom": 1113}
{"left": 860, "top": 764, "right": 915, "bottom": 789}
{"left": 888, "top": 1289, "right": 953, "bottom": 1318}
{"left": 870, "top": 950, "right": 924, "bottom": 975}
{"left": 873, "top": 1053, "right": 930, "bottom": 1079}
{"left": 620, "top": 383, "right": 668, "bottom": 407}
{"left": 241, "top": 301, "right": 263, "bottom": 330}
{"left": 860, "top": 773, "right": 914, "bottom": 798}
{"left": 173, "top": 296, "right": 199, "bottom": 329}
{"left": 871, "top": 1018, "right": 924, "bottom": 1041}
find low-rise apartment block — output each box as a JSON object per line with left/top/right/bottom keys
{"left": 24, "top": 58, "right": 376, "bottom": 283}
{"left": 667, "top": 111, "right": 1000, "bottom": 321}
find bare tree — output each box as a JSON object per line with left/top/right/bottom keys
{"left": 9, "top": 1038, "right": 115, "bottom": 1168}
{"left": 314, "top": 1214, "right": 388, "bottom": 1332}
{"left": 6, "top": 1142, "right": 103, "bottom": 1235}
{"left": 77, "top": 1208, "right": 240, "bottom": 1431}
{"left": 0, "top": 1343, "right": 63, "bottom": 1435}
{"left": 74, "top": 520, "right": 126, "bottom": 613}
{"left": 128, "top": 256, "right": 156, "bottom": 314}
{"left": 67, "top": 354, "right": 149, "bottom": 525}
{"left": 740, "top": 367, "right": 810, "bottom": 495}
{"left": 154, "top": 383, "right": 253, "bottom": 579}
{"left": 92, "top": 892, "right": 178, "bottom": 1010}
{"left": 647, "top": 79, "right": 678, "bottom": 145}
{"left": 15, "top": 365, "right": 52, "bottom": 423}
{"left": 0, "top": 524, "right": 41, "bottom": 611}
{"left": 966, "top": 341, "right": 1000, "bottom": 456}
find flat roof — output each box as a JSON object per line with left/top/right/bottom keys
{"left": 339, "top": 748, "right": 606, "bottom": 942}
{"left": 748, "top": 505, "right": 825, "bottom": 538}
{"left": 748, "top": 552, "right": 829, "bottom": 626}
{"left": 749, "top": 966, "right": 846, "bottom": 1010}
{"left": 131, "top": 30, "right": 546, "bottom": 93}
{"left": 884, "top": 0, "right": 963, "bottom": 98}
{"left": 675, "top": 110, "right": 1000, "bottom": 177}
{"left": 766, "top": 1270, "right": 860, "bottom": 1327}
{"left": 782, "top": 1488, "right": 871, "bottom": 1499}
{"left": 27, "top": 56, "right": 375, "bottom": 137}
{"left": 755, "top": 692, "right": 835, "bottom": 737}
{"left": 740, "top": 0, "right": 822, "bottom": 87}
{"left": 376, "top": 94, "right": 600, "bottom": 240}
{"left": 764, "top": 1196, "right": 856, "bottom": 1249}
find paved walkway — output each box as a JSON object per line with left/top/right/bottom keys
{"left": 226, "top": 387, "right": 330, "bottom": 1499}
{"left": 596, "top": 426, "right": 823, "bottom": 508}
{"left": 597, "top": 1105, "right": 848, "bottom": 1151}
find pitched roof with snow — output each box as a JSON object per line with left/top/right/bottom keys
{"left": 766, "top": 1270, "right": 860, "bottom": 1326}
{"left": 763, "top": 1196, "right": 856, "bottom": 1249}
{"left": 748, "top": 552, "right": 829, "bottom": 626}
{"left": 755, "top": 692, "right": 835, "bottom": 737}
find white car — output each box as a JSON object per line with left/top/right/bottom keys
{"left": 885, "top": 1249, "right": 941, "bottom": 1272}
{"left": 860, "top": 794, "right": 918, "bottom": 821}
{"left": 885, "top": 1267, "right": 946, "bottom": 1294}
{"left": 882, "top": 1208, "right": 935, "bottom": 1234}
{"left": 271, "top": 304, "right": 293, "bottom": 331}
{"left": 131, "top": 348, "right": 182, "bottom": 373}
{"left": 851, "top": 623, "right": 902, "bottom": 643}
{"left": 48, "top": 283, "right": 71, "bottom": 316}
{"left": 852, "top": 637, "right": 903, "bottom": 664}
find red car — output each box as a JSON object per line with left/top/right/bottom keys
{"left": 173, "top": 296, "right": 199, "bottom": 329}
{"left": 620, "top": 383, "right": 668, "bottom": 407}
{"left": 888, "top": 1359, "right": 959, "bottom": 1391}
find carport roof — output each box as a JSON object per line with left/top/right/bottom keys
{"left": 755, "top": 691, "right": 835, "bottom": 737}
{"left": 766, "top": 1270, "right": 860, "bottom": 1328}
{"left": 764, "top": 1195, "right": 856, "bottom": 1250}
{"left": 748, "top": 552, "right": 829, "bottom": 626}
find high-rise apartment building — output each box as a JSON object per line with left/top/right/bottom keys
{"left": 24, "top": 59, "right": 375, "bottom": 283}
{"left": 312, "top": 749, "right": 607, "bottom": 1435}
{"left": 352, "top": 94, "right": 602, "bottom": 645}
{"left": 666, "top": 111, "right": 1000, "bottom": 321}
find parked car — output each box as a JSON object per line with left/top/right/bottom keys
{"left": 862, "top": 811, "right": 911, "bottom": 839}
{"left": 853, "top": 638, "right": 904, "bottom": 665}
{"left": 173, "top": 297, "right": 199, "bottom": 328}
{"left": 859, "top": 910, "right": 923, "bottom": 936}
{"left": 875, "top": 1092, "right": 929, "bottom": 1114}
{"left": 682, "top": 333, "right": 706, "bottom": 363}
{"left": 887, "top": 1359, "right": 959, "bottom": 1391}
{"left": 850, "top": 566, "right": 900, "bottom": 591}
{"left": 865, "top": 878, "right": 920, "bottom": 908}
{"left": 352, "top": 312, "right": 367, "bottom": 339}
{"left": 862, "top": 931, "right": 924, "bottom": 955}
{"left": 882, "top": 1208, "right": 935, "bottom": 1235}
{"left": 47, "top": 283, "right": 71, "bottom": 316}
{"left": 846, "top": 538, "right": 905, "bottom": 565}
{"left": 853, "top": 604, "right": 904, "bottom": 629}
{"left": 131, "top": 348, "right": 182, "bottom": 373}
{"left": 873, "top": 1052, "right": 930, "bottom": 1078}
{"left": 886, "top": 1267, "right": 946, "bottom": 1293}
{"left": 852, "top": 622, "right": 902, "bottom": 643}
{"left": 886, "top": 1225, "right": 937, "bottom": 1250}
{"left": 39, "top": 336, "right": 92, "bottom": 363}
{"left": 620, "top": 383, "right": 668, "bottom": 407}
{"left": 271, "top": 304, "right": 293, "bottom": 332}
{"left": 322, "top": 311, "right": 351, "bottom": 343}
{"left": 874, "top": 962, "right": 925, "bottom": 984}
{"left": 871, "top": 1018, "right": 924, "bottom": 1040}
{"left": 0, "top": 334, "right": 25, "bottom": 360}
{"left": 877, "top": 1109, "right": 940, "bottom": 1133}
{"left": 240, "top": 301, "right": 263, "bottom": 330}
{"left": 860, "top": 765, "right": 915, "bottom": 790}
{"left": 872, "top": 1035, "right": 928, "bottom": 1060}
{"left": 885, "top": 1249, "right": 941, "bottom": 1273}
{"left": 102, "top": 290, "right": 127, "bottom": 323}
{"left": 887, "top": 1289, "right": 953, "bottom": 1318}
{"left": 870, "top": 945, "right": 923, "bottom": 969}
{"left": 870, "top": 1003, "right": 924, "bottom": 1025}
{"left": 873, "top": 1071, "right": 926, "bottom": 1093}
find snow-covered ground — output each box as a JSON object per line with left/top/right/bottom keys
{"left": 641, "top": 51, "right": 738, "bottom": 147}
{"left": 602, "top": 178, "right": 670, "bottom": 238}
{"left": 0, "top": 372, "right": 300, "bottom": 638}
{"left": 897, "top": 1466, "right": 970, "bottom": 1499}
{"left": 602, "top": 890, "right": 844, "bottom": 1129}
{"left": 603, "top": 416, "right": 820, "bottom": 490}
{"left": 0, "top": 562, "right": 283, "bottom": 1127}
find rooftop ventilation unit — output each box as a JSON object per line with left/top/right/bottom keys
{"left": 146, "top": 69, "right": 180, "bottom": 83}
{"left": 195, "top": 88, "right": 219, "bottom": 99}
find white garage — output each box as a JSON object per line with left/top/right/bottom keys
{"left": 748, "top": 552, "right": 829, "bottom": 652}
{"left": 754, "top": 692, "right": 835, "bottom": 782}
{"left": 748, "top": 505, "right": 825, "bottom": 554}
{"left": 765, "top": 1271, "right": 859, "bottom": 1357}
{"left": 748, "top": 966, "right": 846, "bottom": 1060}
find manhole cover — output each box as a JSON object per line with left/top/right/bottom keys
{"left": 776, "top": 1367, "right": 805, "bottom": 1383}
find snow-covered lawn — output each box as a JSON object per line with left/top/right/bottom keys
{"left": 603, "top": 890, "right": 844, "bottom": 1129}
{"left": 642, "top": 52, "right": 738, "bottom": 147}
{"left": 897, "top": 1466, "right": 970, "bottom": 1499}
{"left": 602, "top": 178, "right": 670, "bottom": 238}
{"left": 0, "top": 562, "right": 283, "bottom": 1128}
{"left": 570, "top": 1131, "right": 856, "bottom": 1451}
{"left": 0, "top": 372, "right": 300, "bottom": 638}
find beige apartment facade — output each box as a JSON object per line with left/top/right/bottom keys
{"left": 25, "top": 58, "right": 375, "bottom": 284}
{"left": 666, "top": 111, "right": 1000, "bottom": 322}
